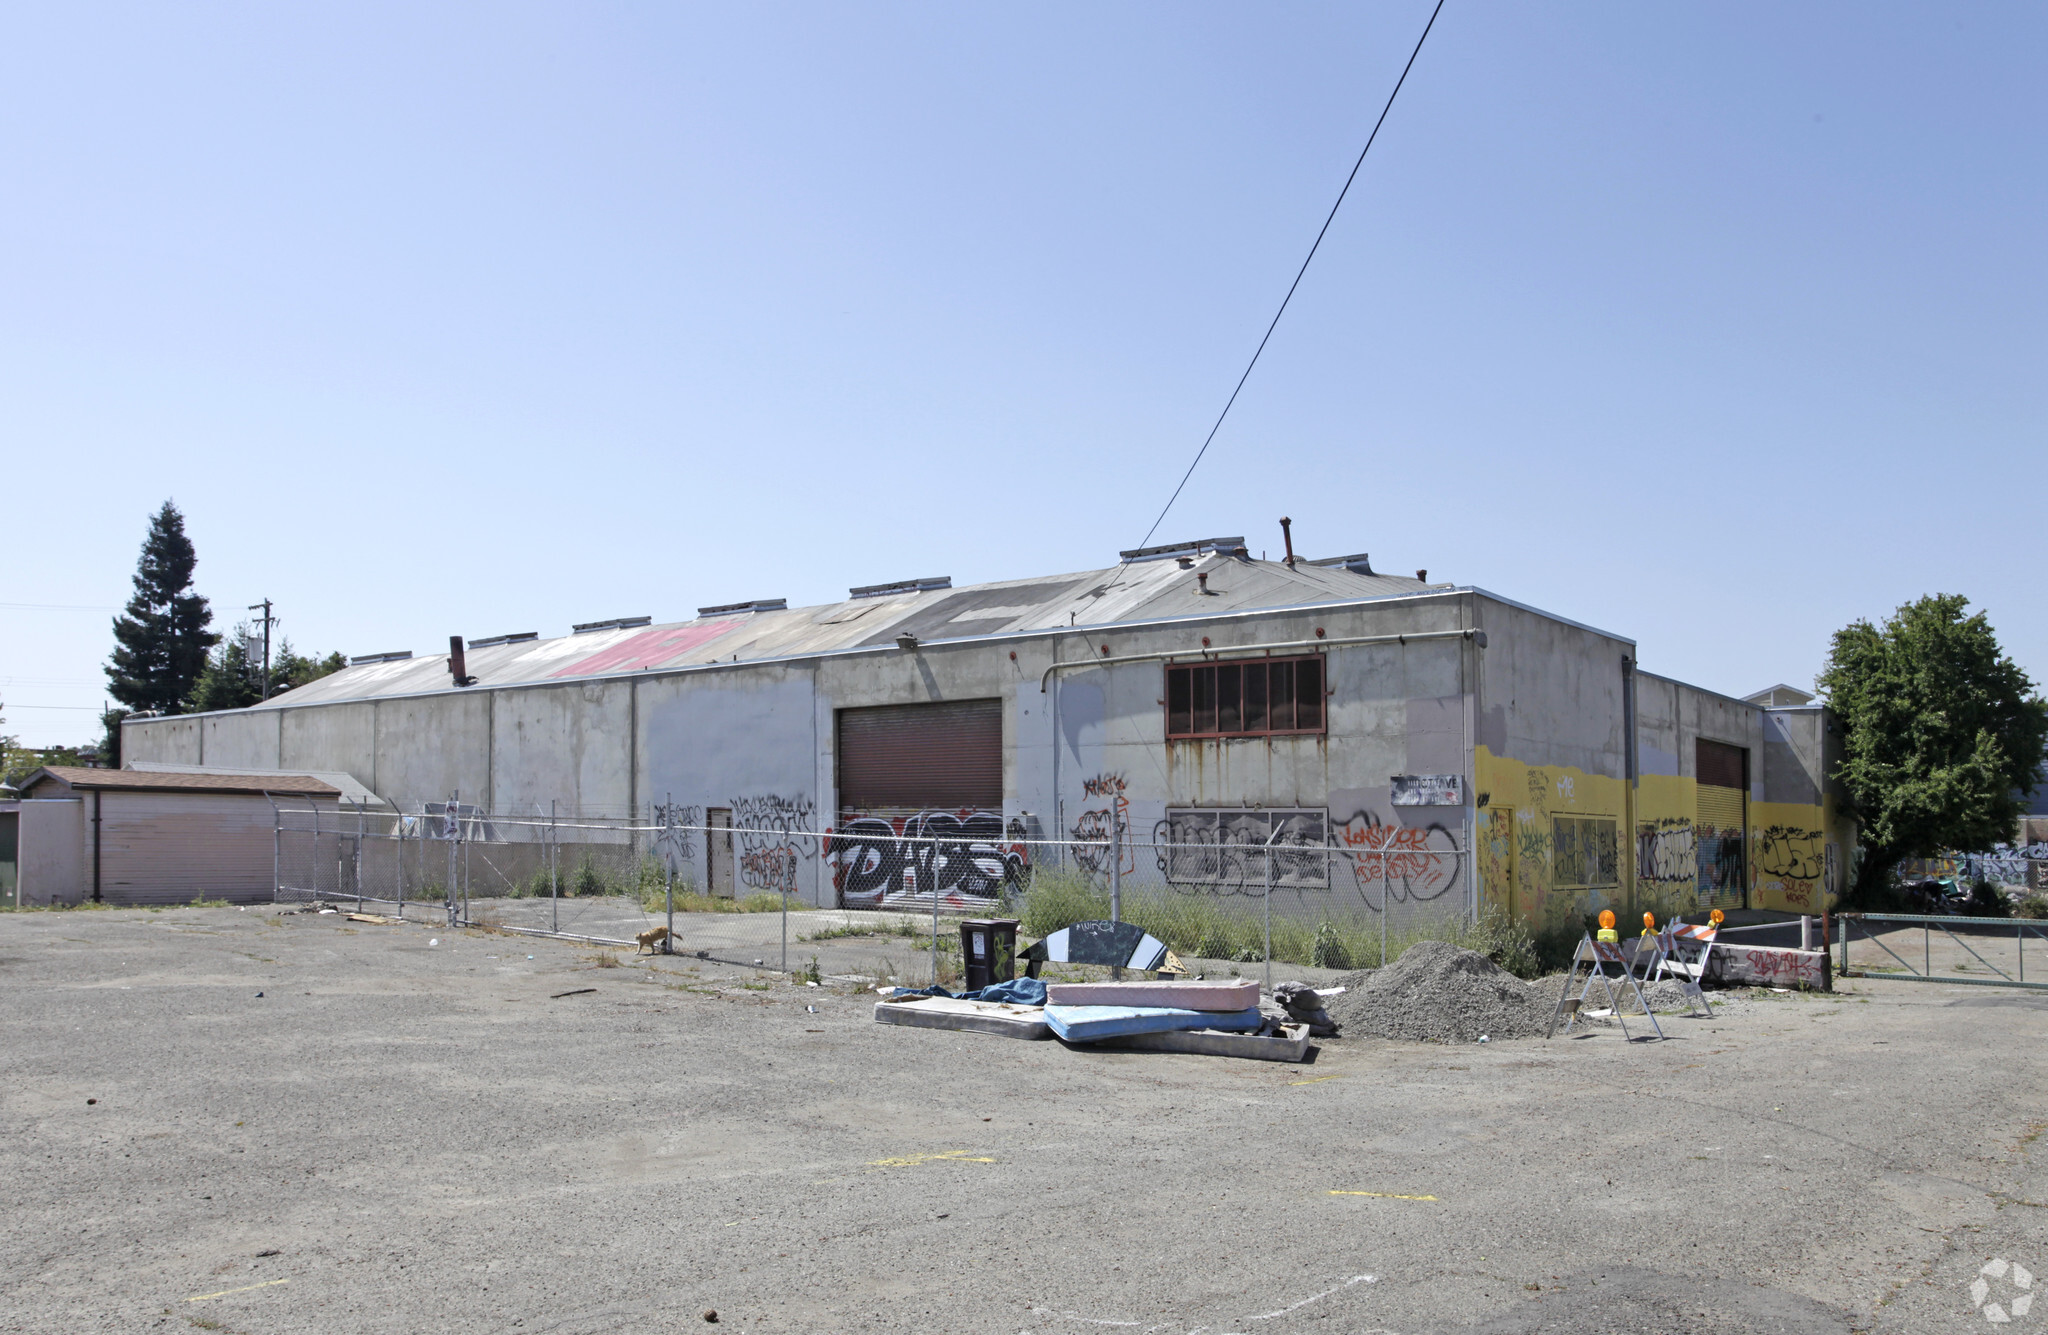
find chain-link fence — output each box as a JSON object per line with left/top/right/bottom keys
{"left": 272, "top": 799, "right": 1477, "bottom": 984}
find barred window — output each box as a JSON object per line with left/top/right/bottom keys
{"left": 1166, "top": 655, "right": 1325, "bottom": 739}
{"left": 1552, "top": 815, "right": 1619, "bottom": 889}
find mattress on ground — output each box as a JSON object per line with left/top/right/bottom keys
{"left": 1093, "top": 1023, "right": 1313, "bottom": 1062}
{"left": 1044, "top": 979, "right": 1260, "bottom": 1011}
{"left": 1044, "top": 1003, "right": 1264, "bottom": 1042}
{"left": 873, "top": 997, "right": 1051, "bottom": 1040}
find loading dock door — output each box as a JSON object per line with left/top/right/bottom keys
{"left": 837, "top": 700, "right": 1003, "bottom": 813}
{"left": 1696, "top": 739, "right": 1748, "bottom": 911}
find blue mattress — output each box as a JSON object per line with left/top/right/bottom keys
{"left": 1044, "top": 1003, "right": 1265, "bottom": 1043}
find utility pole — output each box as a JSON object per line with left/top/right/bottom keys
{"left": 248, "top": 599, "right": 275, "bottom": 700}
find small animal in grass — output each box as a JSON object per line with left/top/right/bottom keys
{"left": 636, "top": 926, "right": 672, "bottom": 954}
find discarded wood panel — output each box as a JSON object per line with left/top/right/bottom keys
{"left": 1044, "top": 979, "right": 1260, "bottom": 1011}
{"left": 1091, "top": 1023, "right": 1313, "bottom": 1063}
{"left": 873, "top": 997, "right": 1051, "bottom": 1040}
{"left": 1044, "top": 1003, "right": 1264, "bottom": 1043}
{"left": 346, "top": 913, "right": 401, "bottom": 925}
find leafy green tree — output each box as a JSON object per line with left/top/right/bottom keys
{"left": 97, "top": 707, "right": 129, "bottom": 769}
{"left": 105, "top": 502, "right": 217, "bottom": 714}
{"left": 1819, "top": 594, "right": 2048, "bottom": 898}
{"left": 188, "top": 623, "right": 348, "bottom": 713}
{"left": 188, "top": 630, "right": 264, "bottom": 712}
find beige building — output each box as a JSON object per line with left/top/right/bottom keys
{"left": 11, "top": 767, "right": 338, "bottom": 906}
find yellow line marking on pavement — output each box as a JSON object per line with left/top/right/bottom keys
{"left": 188, "top": 1278, "right": 289, "bottom": 1301}
{"left": 866, "top": 1149, "right": 996, "bottom": 1170}
{"left": 1329, "top": 1190, "right": 1439, "bottom": 1201}
{"left": 1289, "top": 1074, "right": 1344, "bottom": 1086}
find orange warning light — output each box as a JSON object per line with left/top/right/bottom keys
{"left": 1598, "top": 909, "right": 1616, "bottom": 929}
{"left": 1710, "top": 909, "right": 1726, "bottom": 926}
{"left": 1643, "top": 912, "right": 1656, "bottom": 930}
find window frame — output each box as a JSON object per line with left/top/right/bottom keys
{"left": 1164, "top": 654, "right": 1328, "bottom": 741}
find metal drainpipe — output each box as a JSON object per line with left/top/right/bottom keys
{"left": 1622, "top": 655, "right": 1638, "bottom": 920}
{"left": 92, "top": 790, "right": 103, "bottom": 903}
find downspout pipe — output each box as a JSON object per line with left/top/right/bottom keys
{"left": 1622, "top": 654, "right": 1638, "bottom": 917}
{"left": 1040, "top": 626, "right": 1485, "bottom": 692}
{"left": 92, "top": 789, "right": 102, "bottom": 904}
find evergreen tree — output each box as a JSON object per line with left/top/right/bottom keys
{"left": 1819, "top": 594, "right": 2048, "bottom": 899}
{"left": 105, "top": 502, "right": 217, "bottom": 714}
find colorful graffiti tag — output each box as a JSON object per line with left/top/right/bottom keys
{"left": 826, "top": 810, "right": 1027, "bottom": 910}
{"left": 1334, "top": 811, "right": 1462, "bottom": 905}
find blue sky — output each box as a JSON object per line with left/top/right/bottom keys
{"left": 3, "top": 2, "right": 2042, "bottom": 747}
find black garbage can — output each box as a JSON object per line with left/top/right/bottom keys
{"left": 959, "top": 918, "right": 1019, "bottom": 991}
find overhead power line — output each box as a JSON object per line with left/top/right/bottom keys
{"left": 1126, "top": 0, "right": 1447, "bottom": 560}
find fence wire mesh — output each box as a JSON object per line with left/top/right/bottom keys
{"left": 272, "top": 800, "right": 1476, "bottom": 984}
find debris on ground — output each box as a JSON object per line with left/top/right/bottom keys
{"left": 1269, "top": 980, "right": 1341, "bottom": 1036}
{"left": 1324, "top": 941, "right": 1555, "bottom": 1044}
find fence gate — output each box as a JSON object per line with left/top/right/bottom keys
{"left": 1839, "top": 912, "right": 2048, "bottom": 991}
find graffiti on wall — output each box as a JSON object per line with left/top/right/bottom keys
{"left": 1152, "top": 808, "right": 1331, "bottom": 893}
{"left": 652, "top": 800, "right": 703, "bottom": 878}
{"left": 1334, "top": 811, "right": 1462, "bottom": 905}
{"left": 730, "top": 794, "right": 814, "bottom": 895}
{"left": 827, "top": 810, "right": 1027, "bottom": 910}
{"left": 1697, "top": 824, "right": 1746, "bottom": 906}
{"left": 1636, "top": 818, "right": 1697, "bottom": 892}
{"left": 1479, "top": 808, "right": 1513, "bottom": 913}
{"left": 1069, "top": 773, "right": 1133, "bottom": 877}
{"left": 1756, "top": 825, "right": 1824, "bottom": 910}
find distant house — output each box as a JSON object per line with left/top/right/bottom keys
{"left": 10, "top": 767, "right": 338, "bottom": 906}
{"left": 1742, "top": 683, "right": 1817, "bottom": 708}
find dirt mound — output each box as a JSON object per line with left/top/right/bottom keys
{"left": 1324, "top": 939, "right": 1554, "bottom": 1043}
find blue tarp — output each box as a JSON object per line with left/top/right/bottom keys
{"left": 891, "top": 977, "right": 1049, "bottom": 1007}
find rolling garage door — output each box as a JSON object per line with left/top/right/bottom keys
{"left": 837, "top": 700, "right": 1002, "bottom": 814}
{"left": 1696, "top": 738, "right": 1748, "bottom": 911}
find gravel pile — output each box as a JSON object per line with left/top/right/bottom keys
{"left": 1323, "top": 940, "right": 1555, "bottom": 1044}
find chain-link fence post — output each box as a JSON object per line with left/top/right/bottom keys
{"left": 1263, "top": 828, "right": 1275, "bottom": 991}
{"left": 1110, "top": 820, "right": 1123, "bottom": 980}
{"left": 549, "top": 800, "right": 558, "bottom": 934}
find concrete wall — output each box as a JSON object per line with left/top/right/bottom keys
{"left": 17, "top": 798, "right": 85, "bottom": 905}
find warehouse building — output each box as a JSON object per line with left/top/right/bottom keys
{"left": 119, "top": 538, "right": 1855, "bottom": 928}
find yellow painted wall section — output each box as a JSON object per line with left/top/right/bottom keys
{"left": 1474, "top": 747, "right": 1628, "bottom": 930}
{"left": 1477, "top": 746, "right": 1838, "bottom": 928}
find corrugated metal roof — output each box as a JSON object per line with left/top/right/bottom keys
{"left": 22, "top": 767, "right": 340, "bottom": 797}
{"left": 249, "top": 554, "right": 1446, "bottom": 709}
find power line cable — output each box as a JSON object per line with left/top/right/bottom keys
{"left": 1122, "top": 0, "right": 1447, "bottom": 568}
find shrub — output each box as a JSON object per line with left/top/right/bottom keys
{"left": 2018, "top": 895, "right": 2048, "bottom": 921}
{"left": 1309, "top": 921, "right": 1352, "bottom": 970}
{"left": 1965, "top": 878, "right": 2012, "bottom": 918}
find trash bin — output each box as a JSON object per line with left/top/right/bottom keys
{"left": 959, "top": 918, "right": 1018, "bottom": 992}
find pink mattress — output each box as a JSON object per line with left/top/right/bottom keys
{"left": 1044, "top": 979, "right": 1260, "bottom": 1011}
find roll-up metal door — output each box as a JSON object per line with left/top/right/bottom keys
{"left": 1696, "top": 739, "right": 1748, "bottom": 910}
{"left": 837, "top": 700, "right": 1002, "bottom": 813}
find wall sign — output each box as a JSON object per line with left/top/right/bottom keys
{"left": 1390, "top": 774, "right": 1464, "bottom": 807}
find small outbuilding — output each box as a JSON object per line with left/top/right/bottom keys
{"left": 12, "top": 767, "right": 339, "bottom": 906}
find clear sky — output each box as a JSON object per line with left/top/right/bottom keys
{"left": 4, "top": 2, "right": 2042, "bottom": 748}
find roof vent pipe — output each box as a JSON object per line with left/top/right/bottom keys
{"left": 1197, "top": 572, "right": 1209, "bottom": 595}
{"left": 1416, "top": 569, "right": 1427, "bottom": 582}
{"left": 1279, "top": 517, "right": 1296, "bottom": 568}
{"left": 448, "top": 636, "right": 476, "bottom": 687}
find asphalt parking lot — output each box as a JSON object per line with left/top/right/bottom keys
{"left": 3, "top": 906, "right": 2044, "bottom": 1334}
